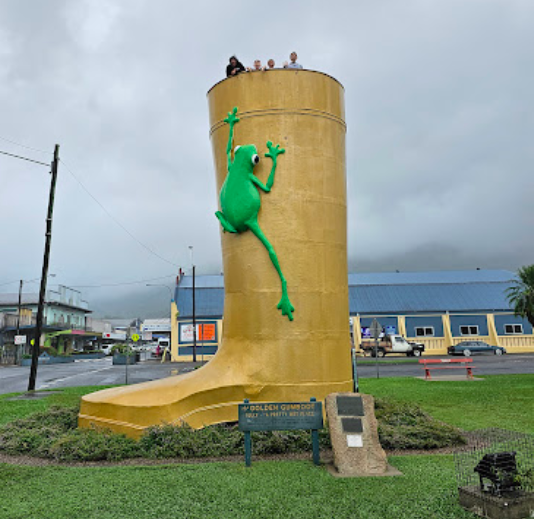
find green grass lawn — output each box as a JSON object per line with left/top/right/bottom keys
{"left": 360, "top": 374, "right": 534, "bottom": 433}
{"left": 0, "top": 386, "right": 113, "bottom": 427}
{"left": 0, "top": 456, "right": 471, "bottom": 519}
{"left": 0, "top": 376, "right": 531, "bottom": 518}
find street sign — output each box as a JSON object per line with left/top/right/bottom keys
{"left": 14, "top": 335, "right": 27, "bottom": 345}
{"left": 131, "top": 334, "right": 140, "bottom": 342}
{"left": 370, "top": 319, "right": 382, "bottom": 340}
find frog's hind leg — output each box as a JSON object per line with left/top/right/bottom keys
{"left": 215, "top": 211, "right": 238, "bottom": 233}
{"left": 247, "top": 219, "right": 295, "bottom": 321}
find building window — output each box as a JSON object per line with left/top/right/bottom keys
{"left": 415, "top": 327, "right": 434, "bottom": 337}
{"left": 504, "top": 324, "right": 523, "bottom": 334}
{"left": 460, "top": 325, "right": 479, "bottom": 336}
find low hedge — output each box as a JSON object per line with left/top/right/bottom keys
{"left": 375, "top": 398, "right": 466, "bottom": 450}
{"left": 0, "top": 398, "right": 465, "bottom": 462}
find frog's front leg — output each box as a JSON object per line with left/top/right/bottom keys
{"left": 224, "top": 107, "right": 240, "bottom": 170}
{"left": 264, "top": 141, "right": 285, "bottom": 190}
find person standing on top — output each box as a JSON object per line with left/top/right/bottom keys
{"left": 283, "top": 51, "right": 303, "bottom": 69}
{"left": 226, "top": 56, "right": 246, "bottom": 77}
{"left": 247, "top": 59, "right": 265, "bottom": 72}
{"left": 266, "top": 59, "right": 276, "bottom": 69}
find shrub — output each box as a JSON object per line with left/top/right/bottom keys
{"left": 375, "top": 398, "right": 466, "bottom": 450}
{"left": 0, "top": 398, "right": 466, "bottom": 462}
{"left": 139, "top": 422, "right": 330, "bottom": 458}
{"left": 0, "top": 407, "right": 78, "bottom": 456}
{"left": 111, "top": 343, "right": 133, "bottom": 355}
{"left": 42, "top": 428, "right": 141, "bottom": 462}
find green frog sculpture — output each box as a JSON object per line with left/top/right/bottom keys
{"left": 215, "top": 107, "right": 295, "bottom": 321}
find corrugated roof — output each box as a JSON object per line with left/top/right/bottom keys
{"left": 350, "top": 282, "right": 510, "bottom": 314}
{"left": 348, "top": 270, "right": 514, "bottom": 286}
{"left": 175, "top": 270, "right": 515, "bottom": 318}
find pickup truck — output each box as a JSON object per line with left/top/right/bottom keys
{"left": 360, "top": 334, "right": 425, "bottom": 357}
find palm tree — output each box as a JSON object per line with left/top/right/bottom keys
{"left": 506, "top": 265, "right": 534, "bottom": 327}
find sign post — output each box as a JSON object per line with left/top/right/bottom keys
{"left": 238, "top": 398, "right": 323, "bottom": 467}
{"left": 15, "top": 335, "right": 26, "bottom": 366}
{"left": 370, "top": 318, "right": 382, "bottom": 379}
{"left": 351, "top": 347, "right": 359, "bottom": 393}
{"left": 126, "top": 334, "right": 140, "bottom": 385}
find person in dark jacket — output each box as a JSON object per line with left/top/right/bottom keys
{"left": 226, "top": 56, "right": 246, "bottom": 77}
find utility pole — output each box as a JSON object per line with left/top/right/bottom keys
{"left": 192, "top": 265, "right": 197, "bottom": 362}
{"left": 16, "top": 279, "right": 23, "bottom": 364}
{"left": 28, "top": 145, "right": 59, "bottom": 391}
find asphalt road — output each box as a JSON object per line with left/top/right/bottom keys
{"left": 0, "top": 353, "right": 533, "bottom": 395}
{"left": 355, "top": 353, "right": 534, "bottom": 378}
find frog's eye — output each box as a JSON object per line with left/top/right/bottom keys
{"left": 252, "top": 154, "right": 260, "bottom": 165}
{"left": 234, "top": 145, "right": 241, "bottom": 153}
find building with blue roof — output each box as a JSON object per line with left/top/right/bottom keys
{"left": 171, "top": 269, "right": 534, "bottom": 360}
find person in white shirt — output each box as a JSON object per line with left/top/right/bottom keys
{"left": 283, "top": 52, "right": 303, "bottom": 69}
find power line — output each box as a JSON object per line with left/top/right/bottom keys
{"left": 0, "top": 148, "right": 50, "bottom": 167}
{"left": 60, "top": 157, "right": 179, "bottom": 268}
{"left": 0, "top": 274, "right": 177, "bottom": 292}
{"left": 68, "top": 273, "right": 177, "bottom": 289}
{"left": 0, "top": 135, "right": 49, "bottom": 155}
{"left": 0, "top": 276, "right": 43, "bottom": 288}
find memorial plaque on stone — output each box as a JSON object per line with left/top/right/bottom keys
{"left": 326, "top": 393, "right": 399, "bottom": 477}
{"left": 337, "top": 395, "right": 364, "bottom": 417}
{"left": 341, "top": 417, "right": 363, "bottom": 434}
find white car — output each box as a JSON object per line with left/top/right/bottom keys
{"left": 101, "top": 344, "right": 115, "bottom": 356}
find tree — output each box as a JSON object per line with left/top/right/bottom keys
{"left": 506, "top": 265, "right": 534, "bottom": 327}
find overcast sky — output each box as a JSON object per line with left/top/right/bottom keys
{"left": 0, "top": 0, "right": 532, "bottom": 318}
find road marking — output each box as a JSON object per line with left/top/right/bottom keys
{"left": 38, "top": 364, "right": 114, "bottom": 390}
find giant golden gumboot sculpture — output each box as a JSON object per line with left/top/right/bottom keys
{"left": 78, "top": 70, "right": 352, "bottom": 438}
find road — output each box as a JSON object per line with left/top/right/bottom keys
{"left": 0, "top": 356, "right": 201, "bottom": 395}
{"left": 0, "top": 353, "right": 533, "bottom": 395}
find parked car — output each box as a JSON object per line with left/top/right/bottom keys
{"left": 101, "top": 344, "right": 115, "bottom": 356}
{"left": 360, "top": 334, "right": 425, "bottom": 357}
{"left": 447, "top": 341, "right": 506, "bottom": 357}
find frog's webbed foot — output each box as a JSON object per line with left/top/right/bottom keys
{"left": 265, "top": 141, "right": 285, "bottom": 160}
{"left": 277, "top": 292, "right": 295, "bottom": 321}
{"left": 215, "top": 211, "right": 237, "bottom": 233}
{"left": 224, "top": 107, "right": 239, "bottom": 126}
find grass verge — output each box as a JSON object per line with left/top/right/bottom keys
{"left": 0, "top": 386, "right": 115, "bottom": 427}
{"left": 0, "top": 456, "right": 472, "bottom": 519}
{"left": 360, "top": 374, "right": 534, "bottom": 433}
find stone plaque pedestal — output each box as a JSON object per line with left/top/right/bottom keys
{"left": 325, "top": 392, "right": 401, "bottom": 477}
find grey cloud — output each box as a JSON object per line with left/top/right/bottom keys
{"left": 0, "top": 0, "right": 532, "bottom": 317}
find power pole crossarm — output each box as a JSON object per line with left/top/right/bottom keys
{"left": 28, "top": 144, "right": 59, "bottom": 391}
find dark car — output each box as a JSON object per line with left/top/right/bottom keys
{"left": 447, "top": 341, "right": 506, "bottom": 357}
